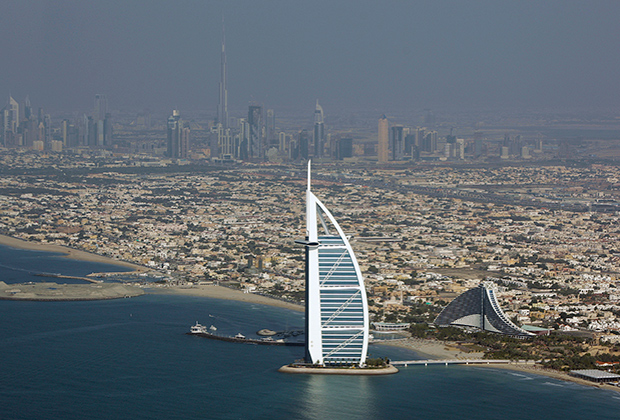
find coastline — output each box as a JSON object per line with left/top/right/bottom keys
{"left": 472, "top": 363, "right": 620, "bottom": 394}
{"left": 0, "top": 233, "right": 304, "bottom": 310}
{"left": 147, "top": 284, "right": 305, "bottom": 313}
{"left": 2, "top": 233, "right": 617, "bottom": 393}
{"left": 0, "top": 281, "right": 145, "bottom": 301}
{"left": 377, "top": 337, "right": 620, "bottom": 394}
{"left": 0, "top": 234, "right": 147, "bottom": 272}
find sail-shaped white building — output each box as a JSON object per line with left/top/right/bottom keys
{"left": 295, "top": 162, "right": 369, "bottom": 367}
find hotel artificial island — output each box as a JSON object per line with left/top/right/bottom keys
{"left": 280, "top": 162, "right": 397, "bottom": 374}
{"left": 279, "top": 162, "right": 529, "bottom": 374}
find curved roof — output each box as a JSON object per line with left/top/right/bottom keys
{"left": 434, "top": 284, "right": 533, "bottom": 337}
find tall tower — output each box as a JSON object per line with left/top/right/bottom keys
{"left": 248, "top": 105, "right": 263, "bottom": 159}
{"left": 2, "top": 96, "right": 20, "bottom": 147}
{"left": 266, "top": 109, "right": 276, "bottom": 148}
{"left": 378, "top": 115, "right": 389, "bottom": 163}
{"left": 391, "top": 125, "right": 404, "bottom": 161}
{"left": 94, "top": 94, "right": 107, "bottom": 121}
{"left": 167, "top": 110, "right": 189, "bottom": 158}
{"left": 93, "top": 94, "right": 111, "bottom": 147}
{"left": 217, "top": 19, "right": 229, "bottom": 128}
{"left": 296, "top": 162, "right": 369, "bottom": 366}
{"left": 313, "top": 100, "right": 325, "bottom": 158}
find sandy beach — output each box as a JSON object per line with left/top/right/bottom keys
{"left": 2, "top": 234, "right": 617, "bottom": 392}
{"left": 377, "top": 337, "right": 620, "bottom": 394}
{"left": 0, "top": 281, "right": 145, "bottom": 301}
{"left": 376, "top": 337, "right": 485, "bottom": 360}
{"left": 148, "top": 284, "right": 305, "bottom": 312}
{"left": 472, "top": 363, "right": 620, "bottom": 394}
{"left": 0, "top": 234, "right": 147, "bottom": 272}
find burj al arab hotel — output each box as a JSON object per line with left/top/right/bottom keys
{"left": 295, "top": 162, "right": 369, "bottom": 367}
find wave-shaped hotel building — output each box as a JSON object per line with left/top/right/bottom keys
{"left": 434, "top": 283, "right": 533, "bottom": 337}
{"left": 295, "top": 163, "right": 370, "bottom": 367}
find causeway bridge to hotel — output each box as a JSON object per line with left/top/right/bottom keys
{"left": 391, "top": 359, "right": 536, "bottom": 367}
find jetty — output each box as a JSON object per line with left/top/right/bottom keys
{"left": 35, "top": 273, "right": 102, "bottom": 284}
{"left": 187, "top": 326, "right": 304, "bottom": 347}
{"left": 391, "top": 359, "right": 536, "bottom": 367}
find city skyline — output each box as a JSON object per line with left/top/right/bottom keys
{"left": 1, "top": 1, "right": 620, "bottom": 114}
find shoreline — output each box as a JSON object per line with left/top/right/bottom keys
{"left": 147, "top": 284, "right": 305, "bottom": 312}
{"left": 377, "top": 337, "right": 620, "bottom": 394}
{"left": 471, "top": 363, "right": 620, "bottom": 394}
{"left": 0, "top": 234, "right": 304, "bottom": 310}
{"left": 0, "top": 281, "right": 145, "bottom": 301}
{"left": 0, "top": 234, "right": 147, "bottom": 273}
{"left": 2, "top": 233, "right": 618, "bottom": 392}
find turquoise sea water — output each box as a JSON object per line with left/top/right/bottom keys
{"left": 1, "top": 247, "right": 619, "bottom": 419}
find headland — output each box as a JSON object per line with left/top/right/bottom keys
{"left": 0, "top": 281, "right": 144, "bottom": 301}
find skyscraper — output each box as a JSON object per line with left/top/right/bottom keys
{"left": 93, "top": 94, "right": 111, "bottom": 147}
{"left": 266, "top": 109, "right": 276, "bottom": 149}
{"left": 94, "top": 94, "right": 107, "bottom": 121}
{"left": 167, "top": 110, "right": 189, "bottom": 158}
{"left": 473, "top": 131, "right": 483, "bottom": 158}
{"left": 217, "top": 123, "right": 233, "bottom": 160}
{"left": 391, "top": 125, "right": 404, "bottom": 161}
{"left": 1, "top": 96, "right": 19, "bottom": 147}
{"left": 377, "top": 115, "right": 389, "bottom": 163}
{"left": 248, "top": 105, "right": 263, "bottom": 159}
{"left": 298, "top": 129, "right": 309, "bottom": 160}
{"left": 313, "top": 100, "right": 325, "bottom": 158}
{"left": 296, "top": 162, "right": 369, "bottom": 366}
{"left": 217, "top": 20, "right": 228, "bottom": 128}
{"left": 338, "top": 138, "right": 353, "bottom": 160}
{"left": 21, "top": 96, "right": 37, "bottom": 148}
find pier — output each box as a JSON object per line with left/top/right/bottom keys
{"left": 35, "top": 273, "right": 102, "bottom": 284}
{"left": 391, "top": 359, "right": 537, "bottom": 367}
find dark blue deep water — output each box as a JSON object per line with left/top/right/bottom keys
{"left": 1, "top": 248, "right": 619, "bottom": 419}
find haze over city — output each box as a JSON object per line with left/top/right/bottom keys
{"left": 2, "top": 0, "right": 620, "bottom": 114}
{"left": 4, "top": 1, "right": 620, "bottom": 418}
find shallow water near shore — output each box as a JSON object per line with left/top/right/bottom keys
{"left": 1, "top": 294, "right": 619, "bottom": 420}
{"left": 1, "top": 248, "right": 620, "bottom": 419}
{"left": 0, "top": 244, "right": 134, "bottom": 284}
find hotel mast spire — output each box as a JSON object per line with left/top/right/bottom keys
{"left": 297, "top": 161, "right": 369, "bottom": 367}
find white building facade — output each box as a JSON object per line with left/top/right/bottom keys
{"left": 297, "top": 162, "right": 369, "bottom": 366}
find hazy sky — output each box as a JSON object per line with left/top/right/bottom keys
{"left": 2, "top": 0, "right": 619, "bottom": 115}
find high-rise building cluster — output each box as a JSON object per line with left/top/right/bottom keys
{"left": 2, "top": 24, "right": 546, "bottom": 164}
{"left": 1, "top": 94, "right": 112, "bottom": 152}
{"left": 207, "top": 22, "right": 342, "bottom": 163}
{"left": 375, "top": 114, "right": 442, "bottom": 163}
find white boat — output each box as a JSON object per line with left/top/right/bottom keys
{"left": 209, "top": 325, "right": 217, "bottom": 331}
{"left": 234, "top": 333, "right": 246, "bottom": 339}
{"left": 190, "top": 322, "right": 207, "bottom": 334}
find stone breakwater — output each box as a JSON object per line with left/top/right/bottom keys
{"left": 0, "top": 281, "right": 145, "bottom": 301}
